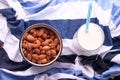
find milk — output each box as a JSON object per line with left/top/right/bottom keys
{"left": 73, "top": 23, "right": 105, "bottom": 55}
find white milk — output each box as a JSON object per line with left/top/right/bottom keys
{"left": 73, "top": 23, "right": 104, "bottom": 55}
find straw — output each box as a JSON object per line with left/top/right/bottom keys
{"left": 85, "top": 0, "right": 93, "bottom": 33}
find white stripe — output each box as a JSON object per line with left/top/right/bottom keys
{"left": 3, "top": 33, "right": 23, "bottom": 62}
{"left": 0, "top": 14, "right": 23, "bottom": 62}
{"left": 1, "top": 61, "right": 94, "bottom": 78}
{"left": 34, "top": 74, "right": 49, "bottom": 80}
{"left": 94, "top": 3, "right": 111, "bottom": 26}
{"left": 62, "top": 39, "right": 112, "bottom": 56}
{"left": 24, "top": 1, "right": 95, "bottom": 20}
{"left": 108, "top": 19, "right": 120, "bottom": 38}
{"left": 34, "top": 73, "right": 86, "bottom": 80}
{"left": 0, "top": 15, "right": 8, "bottom": 42}
{"left": 108, "top": 20, "right": 116, "bottom": 37}
{"left": 6, "top": 0, "right": 26, "bottom": 19}
{"left": 61, "top": 39, "right": 77, "bottom": 55}
{"left": 99, "top": 45, "right": 113, "bottom": 58}
{"left": 112, "top": 23, "right": 120, "bottom": 37}
{"left": 24, "top": 1, "right": 111, "bottom": 23}
{"left": 0, "top": 0, "right": 9, "bottom": 9}
{"left": 49, "top": 73, "right": 86, "bottom": 80}
{"left": 111, "top": 54, "right": 120, "bottom": 64}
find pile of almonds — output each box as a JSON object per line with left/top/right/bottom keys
{"left": 21, "top": 27, "right": 60, "bottom": 64}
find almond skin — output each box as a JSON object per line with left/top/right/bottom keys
{"left": 42, "top": 46, "right": 50, "bottom": 51}
{"left": 40, "top": 58, "right": 48, "bottom": 64}
{"left": 27, "top": 53, "right": 32, "bottom": 60}
{"left": 32, "top": 54, "right": 39, "bottom": 60}
{"left": 27, "top": 35, "right": 35, "bottom": 42}
{"left": 39, "top": 54, "right": 46, "bottom": 60}
{"left": 51, "top": 49, "right": 57, "bottom": 56}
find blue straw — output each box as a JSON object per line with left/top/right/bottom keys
{"left": 85, "top": 0, "right": 93, "bottom": 33}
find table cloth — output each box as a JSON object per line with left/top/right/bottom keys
{"left": 0, "top": 0, "right": 120, "bottom": 80}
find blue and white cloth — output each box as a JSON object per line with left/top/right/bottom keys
{"left": 0, "top": 0, "right": 120, "bottom": 80}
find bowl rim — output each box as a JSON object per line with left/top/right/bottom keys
{"left": 19, "top": 23, "right": 63, "bottom": 66}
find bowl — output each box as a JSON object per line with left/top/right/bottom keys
{"left": 19, "top": 23, "right": 63, "bottom": 66}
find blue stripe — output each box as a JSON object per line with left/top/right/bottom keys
{"left": 57, "top": 55, "right": 77, "bottom": 64}
{"left": 0, "top": 70, "right": 35, "bottom": 80}
{"left": 112, "top": 35, "right": 120, "bottom": 49}
{"left": 111, "top": 4, "right": 120, "bottom": 27}
{"left": 0, "top": 45, "right": 72, "bottom": 71}
{"left": 0, "top": 42, "right": 79, "bottom": 73}
{"left": 0, "top": 8, "right": 112, "bottom": 46}
{"left": 0, "top": 8, "right": 113, "bottom": 46}
{"left": 101, "top": 64, "right": 120, "bottom": 80}
{"left": 0, "top": 68, "right": 91, "bottom": 80}
{"left": 18, "top": 0, "right": 36, "bottom": 7}
{"left": 14, "top": 19, "right": 113, "bottom": 46}
{"left": 0, "top": 48, "right": 31, "bottom": 71}
{"left": 21, "top": 1, "right": 50, "bottom": 13}
{"left": 43, "top": 68, "right": 82, "bottom": 76}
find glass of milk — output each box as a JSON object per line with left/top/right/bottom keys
{"left": 73, "top": 23, "right": 105, "bottom": 55}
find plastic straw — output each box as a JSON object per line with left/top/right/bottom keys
{"left": 85, "top": 0, "right": 93, "bottom": 33}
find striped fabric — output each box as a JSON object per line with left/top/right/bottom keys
{"left": 0, "top": 0, "right": 120, "bottom": 80}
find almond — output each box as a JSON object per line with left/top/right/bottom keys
{"left": 40, "top": 58, "right": 48, "bottom": 64}
{"left": 39, "top": 54, "right": 46, "bottom": 60}
{"left": 27, "top": 53, "right": 32, "bottom": 60}
{"left": 51, "top": 49, "right": 56, "bottom": 56}
{"left": 32, "top": 54, "right": 39, "bottom": 60}
{"left": 27, "top": 35, "right": 35, "bottom": 42}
